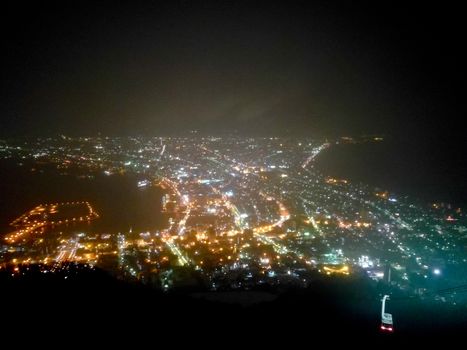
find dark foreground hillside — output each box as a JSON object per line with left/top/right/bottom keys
{"left": 1, "top": 265, "right": 465, "bottom": 344}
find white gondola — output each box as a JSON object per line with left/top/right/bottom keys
{"left": 380, "top": 295, "right": 394, "bottom": 332}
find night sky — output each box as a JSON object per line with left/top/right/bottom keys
{"left": 1, "top": 1, "right": 465, "bottom": 141}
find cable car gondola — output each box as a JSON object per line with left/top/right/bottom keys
{"left": 380, "top": 295, "right": 393, "bottom": 332}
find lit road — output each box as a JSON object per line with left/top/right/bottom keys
{"left": 162, "top": 234, "right": 191, "bottom": 266}
{"left": 301, "top": 143, "right": 330, "bottom": 168}
{"left": 56, "top": 237, "right": 80, "bottom": 262}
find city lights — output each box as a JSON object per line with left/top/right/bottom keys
{"left": 0, "top": 136, "right": 465, "bottom": 308}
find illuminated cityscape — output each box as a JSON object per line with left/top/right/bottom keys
{"left": 1, "top": 0, "right": 466, "bottom": 338}
{"left": 1, "top": 136, "right": 466, "bottom": 308}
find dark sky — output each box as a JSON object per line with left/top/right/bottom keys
{"left": 1, "top": 0, "right": 465, "bottom": 140}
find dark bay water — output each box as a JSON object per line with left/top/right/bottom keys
{"left": 0, "top": 160, "right": 166, "bottom": 235}
{"left": 315, "top": 140, "right": 467, "bottom": 206}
